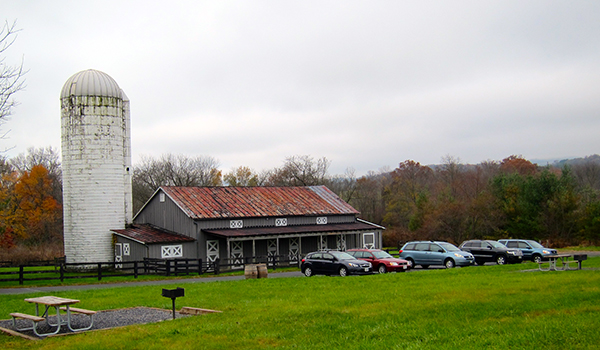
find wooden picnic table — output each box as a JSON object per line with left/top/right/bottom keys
{"left": 11, "top": 296, "right": 95, "bottom": 337}
{"left": 538, "top": 254, "right": 587, "bottom": 271}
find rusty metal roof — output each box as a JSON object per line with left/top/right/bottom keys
{"left": 204, "top": 221, "right": 379, "bottom": 238}
{"left": 160, "top": 185, "right": 359, "bottom": 220}
{"left": 111, "top": 224, "right": 196, "bottom": 244}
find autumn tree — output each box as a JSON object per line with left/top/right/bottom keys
{"left": 1, "top": 165, "right": 62, "bottom": 246}
{"left": 223, "top": 166, "right": 265, "bottom": 186}
{"left": 500, "top": 155, "right": 537, "bottom": 175}
{"left": 326, "top": 167, "right": 357, "bottom": 203}
{"left": 10, "top": 146, "right": 62, "bottom": 201}
{"left": 132, "top": 153, "right": 222, "bottom": 212}
{"left": 351, "top": 169, "right": 391, "bottom": 226}
{"left": 1, "top": 20, "right": 27, "bottom": 140}
{"left": 383, "top": 160, "right": 433, "bottom": 233}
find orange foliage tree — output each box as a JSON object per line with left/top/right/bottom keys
{"left": 1, "top": 165, "right": 62, "bottom": 246}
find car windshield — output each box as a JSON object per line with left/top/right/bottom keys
{"left": 438, "top": 242, "right": 459, "bottom": 252}
{"left": 527, "top": 240, "right": 544, "bottom": 248}
{"left": 489, "top": 241, "right": 506, "bottom": 248}
{"left": 372, "top": 250, "right": 394, "bottom": 259}
{"left": 330, "top": 251, "right": 356, "bottom": 260}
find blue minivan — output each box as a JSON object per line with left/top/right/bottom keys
{"left": 498, "top": 239, "right": 557, "bottom": 263}
{"left": 399, "top": 241, "right": 475, "bottom": 269}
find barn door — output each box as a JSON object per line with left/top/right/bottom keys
{"left": 289, "top": 238, "right": 299, "bottom": 263}
{"left": 231, "top": 241, "right": 243, "bottom": 269}
{"left": 207, "top": 240, "right": 219, "bottom": 263}
{"left": 115, "top": 243, "right": 123, "bottom": 269}
{"left": 267, "top": 239, "right": 277, "bottom": 266}
{"left": 337, "top": 235, "right": 347, "bottom": 251}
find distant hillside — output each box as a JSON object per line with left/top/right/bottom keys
{"left": 424, "top": 155, "right": 600, "bottom": 170}
{"left": 550, "top": 154, "right": 600, "bottom": 167}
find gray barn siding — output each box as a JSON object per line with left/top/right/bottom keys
{"left": 114, "top": 236, "right": 147, "bottom": 261}
{"left": 147, "top": 241, "right": 197, "bottom": 259}
{"left": 134, "top": 191, "right": 196, "bottom": 238}
{"left": 193, "top": 214, "right": 356, "bottom": 231}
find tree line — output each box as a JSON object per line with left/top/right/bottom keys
{"left": 1, "top": 147, "right": 599, "bottom": 257}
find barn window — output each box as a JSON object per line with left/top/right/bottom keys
{"left": 123, "top": 243, "right": 130, "bottom": 256}
{"left": 230, "top": 220, "right": 243, "bottom": 229}
{"left": 161, "top": 245, "right": 183, "bottom": 258}
{"left": 159, "top": 193, "right": 165, "bottom": 202}
{"left": 316, "top": 217, "right": 327, "bottom": 225}
{"left": 275, "top": 218, "right": 287, "bottom": 226}
{"left": 363, "top": 233, "right": 375, "bottom": 249}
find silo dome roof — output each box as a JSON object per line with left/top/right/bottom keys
{"left": 61, "top": 69, "right": 122, "bottom": 98}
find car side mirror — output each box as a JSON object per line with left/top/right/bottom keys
{"left": 438, "top": 249, "right": 444, "bottom": 253}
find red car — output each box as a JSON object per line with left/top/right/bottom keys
{"left": 347, "top": 249, "right": 412, "bottom": 273}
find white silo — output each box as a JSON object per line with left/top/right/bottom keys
{"left": 60, "top": 69, "right": 132, "bottom": 264}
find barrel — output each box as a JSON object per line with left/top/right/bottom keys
{"left": 257, "top": 263, "right": 268, "bottom": 278}
{"left": 244, "top": 264, "right": 258, "bottom": 279}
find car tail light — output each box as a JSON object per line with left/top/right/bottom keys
{"left": 398, "top": 250, "right": 403, "bottom": 254}
{"left": 301, "top": 258, "right": 305, "bottom": 263}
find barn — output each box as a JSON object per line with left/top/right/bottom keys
{"left": 111, "top": 186, "right": 383, "bottom": 267}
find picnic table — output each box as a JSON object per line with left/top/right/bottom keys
{"left": 538, "top": 254, "right": 587, "bottom": 272}
{"left": 10, "top": 296, "right": 95, "bottom": 337}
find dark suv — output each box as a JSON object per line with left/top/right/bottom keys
{"left": 459, "top": 240, "right": 523, "bottom": 265}
{"left": 301, "top": 250, "right": 373, "bottom": 277}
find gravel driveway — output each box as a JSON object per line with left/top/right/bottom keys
{"left": 0, "top": 307, "right": 188, "bottom": 338}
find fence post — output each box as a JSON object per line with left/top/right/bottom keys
{"left": 273, "top": 256, "right": 277, "bottom": 271}
{"left": 19, "top": 265, "right": 24, "bottom": 285}
{"left": 98, "top": 263, "right": 102, "bottom": 281}
{"left": 165, "top": 260, "right": 171, "bottom": 276}
{"left": 134, "top": 261, "right": 138, "bottom": 279}
{"left": 60, "top": 263, "right": 64, "bottom": 282}
{"left": 214, "top": 258, "right": 220, "bottom": 275}
{"left": 198, "top": 259, "right": 203, "bottom": 275}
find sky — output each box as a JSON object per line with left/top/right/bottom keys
{"left": 2, "top": 1, "right": 600, "bottom": 176}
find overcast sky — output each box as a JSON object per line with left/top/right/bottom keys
{"left": 3, "top": 1, "right": 600, "bottom": 176}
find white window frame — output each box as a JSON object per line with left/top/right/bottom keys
{"left": 316, "top": 217, "right": 327, "bottom": 225}
{"left": 275, "top": 218, "right": 287, "bottom": 227}
{"left": 161, "top": 245, "right": 183, "bottom": 258}
{"left": 123, "top": 243, "right": 130, "bottom": 256}
{"left": 230, "top": 220, "right": 243, "bottom": 229}
{"left": 363, "top": 233, "right": 375, "bottom": 249}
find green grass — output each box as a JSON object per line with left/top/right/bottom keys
{"left": 0, "top": 266, "right": 299, "bottom": 288}
{"left": 1, "top": 259, "right": 599, "bottom": 349}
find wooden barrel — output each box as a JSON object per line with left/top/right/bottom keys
{"left": 257, "top": 263, "right": 268, "bottom": 278}
{"left": 244, "top": 264, "right": 258, "bottom": 279}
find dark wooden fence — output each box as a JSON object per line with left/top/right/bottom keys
{"left": 0, "top": 254, "right": 301, "bottom": 285}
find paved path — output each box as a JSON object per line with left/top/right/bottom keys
{"left": 0, "top": 271, "right": 304, "bottom": 295}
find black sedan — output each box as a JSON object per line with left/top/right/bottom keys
{"left": 301, "top": 250, "right": 373, "bottom": 277}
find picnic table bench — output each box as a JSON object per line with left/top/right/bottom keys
{"left": 538, "top": 254, "right": 587, "bottom": 271}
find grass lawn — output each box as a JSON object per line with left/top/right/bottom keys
{"left": 1, "top": 259, "right": 599, "bottom": 349}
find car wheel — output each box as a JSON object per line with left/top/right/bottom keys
{"left": 339, "top": 266, "right": 348, "bottom": 277}
{"left": 304, "top": 267, "right": 313, "bottom": 277}
{"left": 406, "top": 258, "right": 415, "bottom": 268}
{"left": 378, "top": 265, "right": 387, "bottom": 274}
{"left": 496, "top": 255, "right": 507, "bottom": 265}
{"left": 532, "top": 254, "right": 542, "bottom": 264}
{"left": 444, "top": 259, "right": 455, "bottom": 269}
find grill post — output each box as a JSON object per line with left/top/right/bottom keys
{"left": 162, "top": 287, "right": 185, "bottom": 319}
